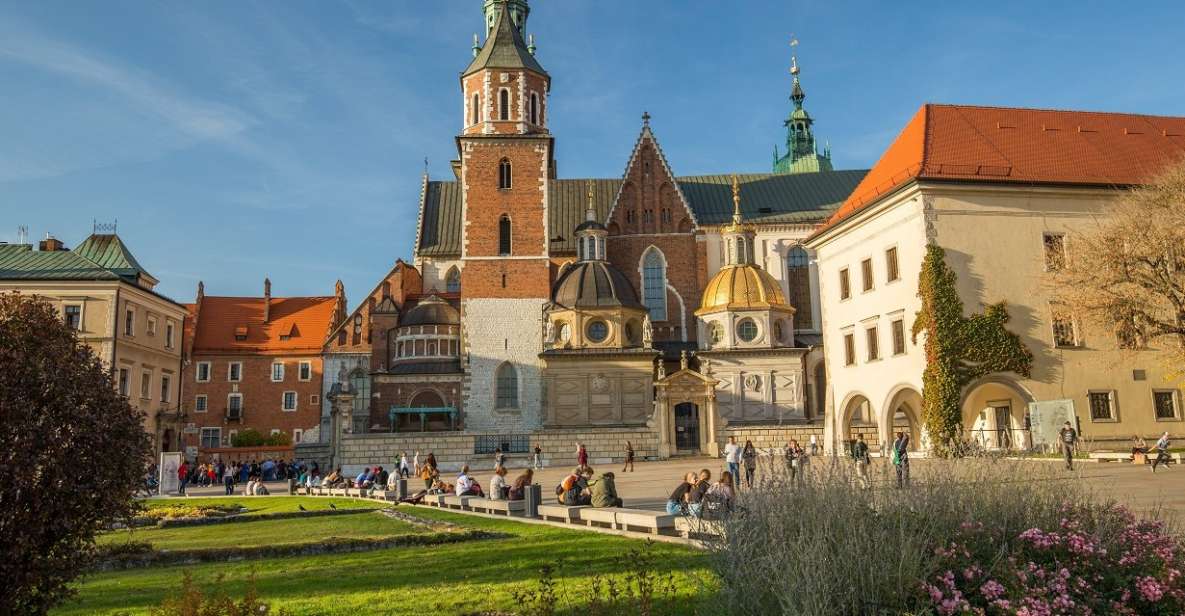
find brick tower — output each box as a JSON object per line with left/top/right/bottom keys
{"left": 457, "top": 0, "right": 553, "bottom": 431}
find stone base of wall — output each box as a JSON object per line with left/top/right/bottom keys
{"left": 722, "top": 424, "right": 825, "bottom": 452}
{"left": 294, "top": 442, "right": 332, "bottom": 471}
{"left": 338, "top": 426, "right": 658, "bottom": 475}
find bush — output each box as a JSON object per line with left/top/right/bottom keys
{"left": 230, "top": 429, "right": 290, "bottom": 447}
{"left": 139, "top": 504, "right": 242, "bottom": 521}
{"left": 0, "top": 293, "right": 152, "bottom": 614}
{"left": 140, "top": 571, "right": 292, "bottom": 616}
{"left": 705, "top": 457, "right": 1122, "bottom": 615}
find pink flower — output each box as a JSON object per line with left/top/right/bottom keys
{"left": 980, "top": 579, "right": 1006, "bottom": 600}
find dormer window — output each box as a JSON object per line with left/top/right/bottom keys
{"left": 234, "top": 325, "right": 248, "bottom": 341}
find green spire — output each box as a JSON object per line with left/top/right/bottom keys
{"left": 466, "top": 0, "right": 546, "bottom": 77}
{"left": 773, "top": 40, "right": 832, "bottom": 175}
{"left": 483, "top": 0, "right": 529, "bottom": 38}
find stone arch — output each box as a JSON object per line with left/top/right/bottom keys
{"left": 838, "top": 391, "right": 876, "bottom": 450}
{"left": 882, "top": 384, "right": 924, "bottom": 451}
{"left": 408, "top": 388, "right": 446, "bottom": 408}
{"left": 960, "top": 375, "right": 1036, "bottom": 450}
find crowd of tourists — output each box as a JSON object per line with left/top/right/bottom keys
{"left": 174, "top": 458, "right": 306, "bottom": 496}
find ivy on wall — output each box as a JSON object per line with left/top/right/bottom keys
{"left": 911, "top": 244, "right": 1033, "bottom": 455}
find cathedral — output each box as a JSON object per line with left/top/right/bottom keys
{"left": 321, "top": 0, "right": 867, "bottom": 465}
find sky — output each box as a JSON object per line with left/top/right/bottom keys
{"left": 2, "top": 0, "right": 1183, "bottom": 306}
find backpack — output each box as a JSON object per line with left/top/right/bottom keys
{"left": 554, "top": 483, "right": 564, "bottom": 496}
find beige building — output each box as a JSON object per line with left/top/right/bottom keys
{"left": 0, "top": 232, "right": 187, "bottom": 453}
{"left": 808, "top": 104, "right": 1185, "bottom": 452}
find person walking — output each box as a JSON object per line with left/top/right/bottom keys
{"left": 577, "top": 442, "right": 588, "bottom": 470}
{"left": 399, "top": 451, "right": 411, "bottom": 478}
{"left": 622, "top": 441, "right": 635, "bottom": 473}
{"left": 891, "top": 432, "right": 910, "bottom": 488}
{"left": 1152, "top": 431, "right": 1172, "bottom": 472}
{"left": 1058, "top": 421, "right": 1079, "bottom": 471}
{"left": 494, "top": 447, "right": 506, "bottom": 470}
{"left": 741, "top": 440, "right": 758, "bottom": 489}
{"left": 723, "top": 436, "right": 741, "bottom": 485}
{"left": 413, "top": 450, "right": 421, "bottom": 476}
{"left": 533, "top": 444, "right": 543, "bottom": 469}
{"left": 851, "top": 434, "right": 871, "bottom": 489}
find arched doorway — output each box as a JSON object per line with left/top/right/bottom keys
{"left": 884, "top": 386, "right": 923, "bottom": 451}
{"left": 840, "top": 393, "right": 876, "bottom": 451}
{"left": 673, "top": 402, "right": 700, "bottom": 452}
{"left": 961, "top": 377, "right": 1034, "bottom": 451}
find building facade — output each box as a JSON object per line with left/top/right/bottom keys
{"left": 0, "top": 231, "right": 187, "bottom": 453}
{"left": 808, "top": 104, "right": 1185, "bottom": 453}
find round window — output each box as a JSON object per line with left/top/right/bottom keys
{"left": 736, "top": 319, "right": 759, "bottom": 343}
{"left": 709, "top": 322, "right": 724, "bottom": 345}
{"left": 558, "top": 322, "right": 571, "bottom": 342}
{"left": 586, "top": 320, "right": 609, "bottom": 343}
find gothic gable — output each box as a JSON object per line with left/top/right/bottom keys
{"left": 607, "top": 122, "right": 697, "bottom": 235}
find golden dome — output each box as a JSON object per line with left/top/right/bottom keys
{"left": 696, "top": 264, "right": 795, "bottom": 315}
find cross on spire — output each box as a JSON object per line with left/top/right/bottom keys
{"left": 642, "top": 111, "right": 651, "bottom": 127}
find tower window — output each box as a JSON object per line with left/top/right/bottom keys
{"left": 642, "top": 248, "right": 668, "bottom": 321}
{"left": 446, "top": 267, "right": 461, "bottom": 293}
{"left": 471, "top": 93, "right": 481, "bottom": 125}
{"left": 495, "top": 363, "right": 518, "bottom": 408}
{"left": 499, "top": 88, "right": 510, "bottom": 121}
{"left": 498, "top": 215, "right": 512, "bottom": 255}
{"left": 529, "top": 92, "right": 539, "bottom": 125}
{"left": 498, "top": 158, "right": 512, "bottom": 189}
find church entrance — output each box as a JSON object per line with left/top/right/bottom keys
{"left": 674, "top": 403, "right": 700, "bottom": 452}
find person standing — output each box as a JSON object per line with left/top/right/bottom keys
{"left": 533, "top": 444, "right": 543, "bottom": 470}
{"left": 494, "top": 447, "right": 506, "bottom": 470}
{"left": 413, "top": 450, "right": 421, "bottom": 476}
{"left": 892, "top": 432, "right": 910, "bottom": 488}
{"left": 622, "top": 441, "right": 635, "bottom": 473}
{"left": 577, "top": 442, "right": 588, "bottom": 470}
{"left": 177, "top": 460, "right": 189, "bottom": 495}
{"left": 222, "top": 462, "right": 235, "bottom": 495}
{"left": 809, "top": 434, "right": 819, "bottom": 457}
{"left": 723, "top": 436, "right": 741, "bottom": 485}
{"left": 741, "top": 440, "right": 757, "bottom": 489}
{"left": 1058, "top": 421, "right": 1079, "bottom": 471}
{"left": 851, "top": 434, "right": 871, "bottom": 489}
{"left": 785, "top": 439, "right": 803, "bottom": 484}
{"left": 1152, "top": 431, "right": 1172, "bottom": 472}
{"left": 399, "top": 452, "right": 410, "bottom": 478}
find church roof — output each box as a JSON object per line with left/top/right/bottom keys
{"left": 415, "top": 170, "right": 866, "bottom": 257}
{"left": 0, "top": 233, "right": 153, "bottom": 284}
{"left": 696, "top": 264, "right": 793, "bottom": 316}
{"left": 821, "top": 104, "right": 1185, "bottom": 237}
{"left": 551, "top": 261, "right": 643, "bottom": 310}
{"left": 463, "top": 0, "right": 547, "bottom": 78}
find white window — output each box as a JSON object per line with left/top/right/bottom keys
{"left": 146, "top": 316, "right": 157, "bottom": 337}
{"left": 641, "top": 247, "right": 667, "bottom": 321}
{"left": 282, "top": 391, "right": 298, "bottom": 412}
{"left": 200, "top": 427, "right": 221, "bottom": 449}
{"left": 165, "top": 321, "right": 175, "bottom": 349}
{"left": 160, "top": 374, "right": 171, "bottom": 404}
{"left": 1154, "top": 390, "right": 1181, "bottom": 421}
{"left": 1088, "top": 390, "right": 1116, "bottom": 421}
{"left": 195, "top": 394, "right": 208, "bottom": 413}
{"left": 140, "top": 371, "right": 152, "bottom": 399}
{"left": 196, "top": 362, "right": 211, "bottom": 383}
{"left": 293, "top": 429, "right": 304, "bottom": 444}
{"left": 298, "top": 361, "right": 312, "bottom": 381}
{"left": 124, "top": 307, "right": 135, "bottom": 336}
{"left": 228, "top": 362, "right": 242, "bottom": 382}
{"left": 271, "top": 362, "right": 285, "bottom": 382}
{"left": 63, "top": 305, "right": 82, "bottom": 331}
{"left": 227, "top": 394, "right": 243, "bottom": 419}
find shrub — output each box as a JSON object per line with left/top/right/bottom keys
{"left": 0, "top": 293, "right": 152, "bottom": 615}
{"left": 141, "top": 571, "right": 292, "bottom": 616}
{"left": 230, "top": 428, "right": 290, "bottom": 447}
{"left": 140, "top": 504, "right": 242, "bottom": 521}
{"left": 705, "top": 457, "right": 1101, "bottom": 615}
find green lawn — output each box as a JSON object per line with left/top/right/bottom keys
{"left": 102, "top": 511, "right": 417, "bottom": 551}
{"left": 140, "top": 496, "right": 383, "bottom": 516}
{"left": 57, "top": 497, "right": 715, "bottom": 616}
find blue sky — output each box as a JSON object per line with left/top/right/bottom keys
{"left": 2, "top": 1, "right": 1183, "bottom": 306}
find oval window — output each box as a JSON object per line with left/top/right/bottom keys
{"left": 586, "top": 320, "right": 609, "bottom": 343}
{"left": 737, "top": 319, "right": 759, "bottom": 343}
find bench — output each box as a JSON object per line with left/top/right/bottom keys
{"left": 537, "top": 504, "right": 586, "bottom": 523}
{"left": 1091, "top": 452, "right": 1183, "bottom": 464}
{"left": 421, "top": 493, "right": 447, "bottom": 507}
{"left": 441, "top": 495, "right": 474, "bottom": 510}
{"left": 579, "top": 508, "right": 676, "bottom": 534}
{"left": 674, "top": 515, "right": 723, "bottom": 539}
{"left": 468, "top": 498, "right": 526, "bottom": 516}
{"left": 578, "top": 508, "right": 619, "bottom": 529}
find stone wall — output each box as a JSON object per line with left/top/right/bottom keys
{"left": 722, "top": 424, "right": 825, "bottom": 452}
{"left": 338, "top": 426, "right": 658, "bottom": 475}
{"left": 461, "top": 298, "right": 547, "bottom": 432}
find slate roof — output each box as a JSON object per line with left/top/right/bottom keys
{"left": 416, "top": 170, "right": 867, "bottom": 257}
{"left": 0, "top": 233, "right": 153, "bottom": 284}
{"left": 823, "top": 104, "right": 1185, "bottom": 235}
{"left": 463, "top": 0, "right": 547, "bottom": 78}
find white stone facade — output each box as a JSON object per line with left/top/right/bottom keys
{"left": 320, "top": 352, "right": 369, "bottom": 442}
{"left": 461, "top": 297, "right": 547, "bottom": 432}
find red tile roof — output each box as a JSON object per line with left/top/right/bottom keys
{"left": 189, "top": 295, "right": 338, "bottom": 355}
{"left": 819, "top": 104, "right": 1185, "bottom": 235}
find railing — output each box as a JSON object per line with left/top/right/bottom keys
{"left": 475, "top": 434, "right": 530, "bottom": 455}
{"left": 385, "top": 406, "right": 459, "bottom": 433}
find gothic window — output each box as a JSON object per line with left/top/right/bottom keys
{"left": 786, "top": 247, "right": 814, "bottom": 329}
{"left": 498, "top": 158, "right": 512, "bottom": 189}
{"left": 349, "top": 369, "right": 370, "bottom": 416}
{"left": 661, "top": 208, "right": 671, "bottom": 223}
{"left": 626, "top": 210, "right": 635, "bottom": 223}
{"left": 529, "top": 92, "right": 539, "bottom": 124}
{"left": 446, "top": 267, "right": 461, "bottom": 293}
{"left": 643, "top": 210, "right": 653, "bottom": 224}
{"left": 641, "top": 248, "right": 667, "bottom": 321}
{"left": 499, "top": 88, "right": 510, "bottom": 121}
{"left": 471, "top": 93, "right": 481, "bottom": 125}
{"left": 498, "top": 215, "right": 512, "bottom": 255}
{"left": 495, "top": 363, "right": 518, "bottom": 408}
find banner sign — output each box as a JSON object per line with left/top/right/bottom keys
{"left": 1028, "top": 399, "right": 1076, "bottom": 448}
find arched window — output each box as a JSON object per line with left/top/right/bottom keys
{"left": 445, "top": 267, "right": 461, "bottom": 293}
{"left": 471, "top": 93, "right": 480, "bottom": 125}
{"left": 529, "top": 92, "right": 539, "bottom": 124}
{"left": 499, "top": 88, "right": 510, "bottom": 121}
{"left": 586, "top": 237, "right": 596, "bottom": 260}
{"left": 735, "top": 237, "right": 747, "bottom": 264}
{"left": 498, "top": 158, "right": 512, "bottom": 189}
{"left": 786, "top": 246, "right": 814, "bottom": 329}
{"left": 495, "top": 362, "right": 518, "bottom": 408}
{"left": 349, "top": 369, "right": 370, "bottom": 416}
{"left": 641, "top": 248, "right": 668, "bottom": 321}
{"left": 498, "top": 215, "right": 512, "bottom": 255}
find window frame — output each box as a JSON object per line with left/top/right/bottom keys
{"left": 227, "top": 393, "right": 243, "bottom": 414}
{"left": 271, "top": 361, "right": 285, "bottom": 383}
{"left": 146, "top": 315, "right": 157, "bottom": 337}
{"left": 298, "top": 361, "right": 312, "bottom": 382}
{"left": 641, "top": 247, "right": 668, "bottom": 322}
{"left": 865, "top": 325, "right": 880, "bottom": 361}
{"left": 140, "top": 370, "right": 152, "bottom": 400}
{"left": 282, "top": 390, "right": 298, "bottom": 412}
{"left": 736, "top": 318, "right": 759, "bottom": 343}
{"left": 885, "top": 246, "right": 900, "bottom": 283}
{"left": 891, "top": 318, "right": 906, "bottom": 356}
{"left": 165, "top": 321, "right": 175, "bottom": 349}
{"left": 860, "top": 258, "right": 875, "bottom": 293}
{"left": 498, "top": 214, "right": 512, "bottom": 255}
{"left": 118, "top": 367, "right": 129, "bottom": 396}
{"left": 498, "top": 158, "right": 512, "bottom": 190}
{"left": 498, "top": 87, "right": 510, "bottom": 121}
{"left": 529, "top": 91, "right": 539, "bottom": 124}
{"left": 228, "top": 361, "right": 242, "bottom": 383}
{"left": 839, "top": 268, "right": 851, "bottom": 301}
{"left": 495, "top": 362, "right": 519, "bottom": 409}
{"left": 471, "top": 92, "right": 481, "bottom": 125}
{"left": 195, "top": 394, "right": 208, "bottom": 413}
{"left": 1153, "top": 389, "right": 1181, "bottom": 421}
{"left": 293, "top": 428, "right": 304, "bottom": 444}
{"left": 1043, "top": 232, "right": 1067, "bottom": 272}
{"left": 1050, "top": 306, "right": 1080, "bottom": 348}
{"left": 843, "top": 332, "right": 856, "bottom": 366}
{"left": 1087, "top": 389, "right": 1117, "bottom": 422}
{"left": 196, "top": 361, "right": 211, "bottom": 383}
{"left": 63, "top": 304, "right": 82, "bottom": 331}
{"left": 124, "top": 307, "right": 135, "bottom": 336}
{"left": 199, "top": 427, "right": 222, "bottom": 449}
{"left": 160, "top": 374, "right": 171, "bottom": 404}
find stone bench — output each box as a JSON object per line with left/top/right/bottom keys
{"left": 579, "top": 508, "right": 676, "bottom": 534}
{"left": 674, "top": 515, "right": 723, "bottom": 539}
{"left": 441, "top": 495, "right": 475, "bottom": 510}
{"left": 1091, "top": 452, "right": 1183, "bottom": 463}
{"left": 468, "top": 498, "right": 526, "bottom": 516}
{"left": 421, "top": 493, "right": 447, "bottom": 507}
{"left": 537, "top": 504, "right": 587, "bottom": 523}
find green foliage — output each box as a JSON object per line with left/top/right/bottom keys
{"left": 912, "top": 244, "right": 1033, "bottom": 454}
{"left": 144, "top": 571, "right": 291, "bottom": 616}
{"left": 229, "top": 429, "right": 290, "bottom": 447}
{"left": 0, "top": 293, "right": 152, "bottom": 615}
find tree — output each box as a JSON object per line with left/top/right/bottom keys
{"left": 0, "top": 293, "right": 151, "bottom": 614}
{"left": 1051, "top": 159, "right": 1185, "bottom": 380}
{"left": 912, "top": 245, "right": 1033, "bottom": 455}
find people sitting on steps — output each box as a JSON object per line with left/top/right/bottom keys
{"left": 323, "top": 468, "right": 345, "bottom": 488}
{"left": 455, "top": 465, "right": 485, "bottom": 497}
{"left": 589, "top": 471, "right": 623, "bottom": 508}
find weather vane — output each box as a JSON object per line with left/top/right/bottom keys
{"left": 789, "top": 35, "right": 800, "bottom": 75}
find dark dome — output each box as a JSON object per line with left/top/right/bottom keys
{"left": 401, "top": 296, "right": 459, "bottom": 326}
{"left": 552, "top": 261, "right": 643, "bottom": 309}
{"left": 574, "top": 219, "right": 607, "bottom": 233}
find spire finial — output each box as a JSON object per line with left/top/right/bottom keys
{"left": 528, "top": 33, "right": 536, "bottom": 56}
{"left": 731, "top": 174, "right": 742, "bottom": 224}
{"left": 472, "top": 33, "right": 481, "bottom": 57}
{"left": 642, "top": 111, "right": 651, "bottom": 127}
{"left": 789, "top": 36, "right": 799, "bottom": 76}
{"left": 586, "top": 180, "right": 596, "bottom": 222}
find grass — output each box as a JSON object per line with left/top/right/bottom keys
{"left": 56, "top": 497, "right": 714, "bottom": 616}
{"left": 139, "top": 496, "right": 383, "bottom": 516}
{"left": 101, "top": 511, "right": 418, "bottom": 551}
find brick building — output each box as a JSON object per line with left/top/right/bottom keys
{"left": 181, "top": 278, "right": 341, "bottom": 455}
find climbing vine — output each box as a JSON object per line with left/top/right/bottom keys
{"left": 911, "top": 244, "right": 1033, "bottom": 456}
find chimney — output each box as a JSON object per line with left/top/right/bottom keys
{"left": 39, "top": 233, "right": 66, "bottom": 252}
{"left": 263, "top": 278, "right": 272, "bottom": 323}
